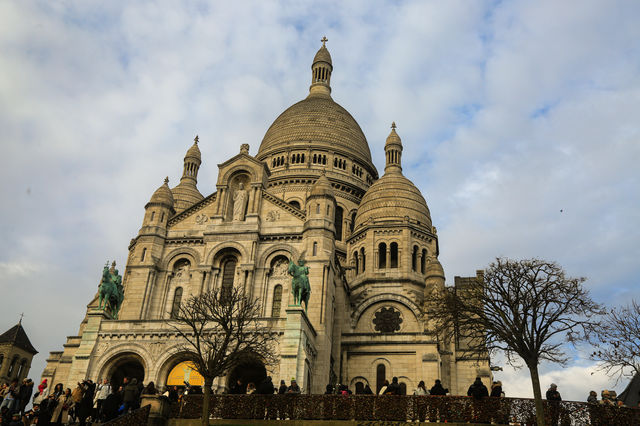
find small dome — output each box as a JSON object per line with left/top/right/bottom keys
{"left": 313, "top": 45, "right": 332, "bottom": 66}
{"left": 149, "top": 177, "right": 174, "bottom": 207}
{"left": 354, "top": 173, "right": 431, "bottom": 230}
{"left": 425, "top": 256, "right": 445, "bottom": 278}
{"left": 172, "top": 182, "right": 204, "bottom": 211}
{"left": 309, "top": 174, "right": 334, "bottom": 198}
{"left": 185, "top": 137, "right": 201, "bottom": 161}
{"left": 385, "top": 123, "right": 402, "bottom": 147}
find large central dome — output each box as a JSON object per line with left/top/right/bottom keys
{"left": 257, "top": 96, "right": 373, "bottom": 166}
{"left": 255, "top": 40, "right": 377, "bottom": 182}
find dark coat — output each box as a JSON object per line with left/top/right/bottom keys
{"left": 467, "top": 380, "right": 489, "bottom": 399}
{"left": 256, "top": 378, "right": 275, "bottom": 395}
{"left": 385, "top": 382, "right": 400, "bottom": 395}
{"left": 546, "top": 389, "right": 562, "bottom": 401}
{"left": 278, "top": 384, "right": 287, "bottom": 394}
{"left": 123, "top": 382, "right": 140, "bottom": 403}
{"left": 430, "top": 383, "right": 447, "bottom": 395}
{"left": 490, "top": 385, "right": 503, "bottom": 397}
{"left": 102, "top": 393, "right": 120, "bottom": 421}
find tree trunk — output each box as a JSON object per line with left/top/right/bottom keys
{"left": 528, "top": 363, "right": 546, "bottom": 426}
{"left": 202, "top": 377, "right": 213, "bottom": 426}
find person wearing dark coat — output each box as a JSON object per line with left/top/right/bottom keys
{"left": 229, "top": 379, "right": 245, "bottom": 395}
{"left": 123, "top": 378, "right": 140, "bottom": 413}
{"left": 77, "top": 381, "right": 95, "bottom": 426}
{"left": 490, "top": 381, "right": 503, "bottom": 397}
{"left": 278, "top": 380, "right": 287, "bottom": 395}
{"left": 324, "top": 384, "right": 334, "bottom": 394}
{"left": 168, "top": 386, "right": 179, "bottom": 403}
{"left": 256, "top": 376, "right": 275, "bottom": 395}
{"left": 546, "top": 383, "right": 562, "bottom": 401}
{"left": 385, "top": 377, "right": 401, "bottom": 395}
{"left": 467, "top": 377, "right": 489, "bottom": 399}
{"left": 101, "top": 392, "right": 120, "bottom": 422}
{"left": 37, "top": 395, "right": 56, "bottom": 426}
{"left": 18, "top": 379, "right": 34, "bottom": 416}
{"left": 429, "top": 379, "right": 448, "bottom": 396}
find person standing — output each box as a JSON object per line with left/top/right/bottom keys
{"left": 546, "top": 383, "right": 562, "bottom": 401}
{"left": 0, "top": 380, "right": 18, "bottom": 413}
{"left": 286, "top": 379, "right": 301, "bottom": 394}
{"left": 385, "top": 377, "right": 400, "bottom": 395}
{"left": 123, "top": 378, "right": 140, "bottom": 413}
{"left": 429, "top": 379, "right": 447, "bottom": 396}
{"left": 95, "top": 379, "right": 111, "bottom": 421}
{"left": 278, "top": 380, "right": 287, "bottom": 394}
{"left": 414, "top": 380, "right": 428, "bottom": 395}
{"left": 587, "top": 390, "right": 598, "bottom": 403}
{"left": 490, "top": 381, "right": 503, "bottom": 397}
{"left": 50, "top": 388, "right": 73, "bottom": 425}
{"left": 18, "top": 378, "right": 34, "bottom": 416}
{"left": 467, "top": 377, "right": 489, "bottom": 399}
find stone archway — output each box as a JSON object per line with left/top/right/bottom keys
{"left": 105, "top": 353, "right": 145, "bottom": 391}
{"left": 227, "top": 358, "right": 267, "bottom": 393}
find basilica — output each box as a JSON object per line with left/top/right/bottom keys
{"left": 42, "top": 40, "right": 490, "bottom": 395}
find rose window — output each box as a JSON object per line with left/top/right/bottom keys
{"left": 373, "top": 306, "right": 402, "bottom": 333}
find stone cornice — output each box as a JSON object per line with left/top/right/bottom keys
{"left": 168, "top": 192, "right": 217, "bottom": 226}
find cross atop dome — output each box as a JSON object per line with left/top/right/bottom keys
{"left": 194, "top": 135, "right": 199, "bottom": 144}
{"left": 321, "top": 36, "right": 328, "bottom": 46}
{"left": 391, "top": 122, "right": 396, "bottom": 130}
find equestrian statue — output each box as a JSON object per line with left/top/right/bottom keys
{"left": 288, "top": 256, "right": 311, "bottom": 311}
{"left": 98, "top": 261, "right": 125, "bottom": 319}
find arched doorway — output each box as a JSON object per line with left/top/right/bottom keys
{"left": 105, "top": 353, "right": 145, "bottom": 392}
{"left": 227, "top": 358, "right": 266, "bottom": 393}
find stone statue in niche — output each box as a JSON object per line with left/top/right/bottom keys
{"left": 232, "top": 182, "right": 248, "bottom": 221}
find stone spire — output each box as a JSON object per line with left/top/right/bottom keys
{"left": 309, "top": 36, "right": 333, "bottom": 98}
{"left": 181, "top": 135, "right": 202, "bottom": 183}
{"left": 172, "top": 135, "right": 204, "bottom": 211}
{"left": 384, "top": 122, "right": 403, "bottom": 174}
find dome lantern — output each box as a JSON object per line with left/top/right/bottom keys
{"left": 385, "top": 122, "right": 403, "bottom": 174}
{"left": 309, "top": 36, "right": 333, "bottom": 98}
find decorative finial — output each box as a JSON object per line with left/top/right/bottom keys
{"left": 194, "top": 135, "right": 199, "bottom": 144}
{"left": 391, "top": 122, "right": 396, "bottom": 130}
{"left": 240, "top": 143, "right": 250, "bottom": 154}
{"left": 321, "top": 36, "right": 328, "bottom": 47}
{"left": 164, "top": 176, "right": 169, "bottom": 184}
{"left": 18, "top": 312, "right": 24, "bottom": 325}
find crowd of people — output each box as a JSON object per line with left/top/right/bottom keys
{"left": 0, "top": 376, "right": 163, "bottom": 425}
{"left": 1, "top": 374, "right": 635, "bottom": 424}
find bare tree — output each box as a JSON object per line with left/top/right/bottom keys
{"left": 425, "top": 258, "right": 603, "bottom": 426}
{"left": 590, "top": 300, "right": 640, "bottom": 381}
{"left": 167, "top": 286, "right": 278, "bottom": 426}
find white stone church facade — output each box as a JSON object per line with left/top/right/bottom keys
{"left": 42, "top": 41, "right": 490, "bottom": 395}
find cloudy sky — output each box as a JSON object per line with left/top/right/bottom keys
{"left": 1, "top": 0, "right": 639, "bottom": 401}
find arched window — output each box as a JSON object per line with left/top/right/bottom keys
{"left": 412, "top": 246, "right": 418, "bottom": 271}
{"left": 355, "top": 382, "right": 364, "bottom": 394}
{"left": 170, "top": 287, "right": 183, "bottom": 318}
{"left": 150, "top": 211, "right": 155, "bottom": 221}
{"left": 378, "top": 243, "right": 387, "bottom": 269}
{"left": 350, "top": 211, "right": 357, "bottom": 233}
{"left": 221, "top": 258, "right": 237, "bottom": 301}
{"left": 141, "top": 248, "right": 147, "bottom": 262}
{"left": 16, "top": 359, "right": 26, "bottom": 379}
{"left": 335, "top": 206, "right": 344, "bottom": 241}
{"left": 160, "top": 212, "right": 165, "bottom": 222}
{"left": 421, "top": 249, "right": 427, "bottom": 274}
{"left": 360, "top": 247, "right": 366, "bottom": 273}
{"left": 353, "top": 251, "right": 359, "bottom": 276}
{"left": 376, "top": 364, "right": 386, "bottom": 394}
{"left": 313, "top": 242, "right": 318, "bottom": 256}
{"left": 390, "top": 242, "right": 398, "bottom": 268}
{"left": 7, "top": 356, "right": 18, "bottom": 378}
{"left": 399, "top": 382, "right": 407, "bottom": 395}
{"left": 271, "top": 285, "right": 282, "bottom": 317}
{"left": 288, "top": 200, "right": 301, "bottom": 209}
